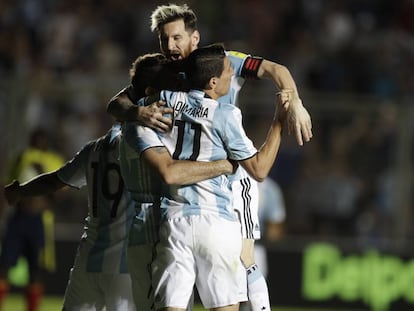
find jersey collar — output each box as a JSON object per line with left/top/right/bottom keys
{"left": 189, "top": 89, "right": 212, "bottom": 99}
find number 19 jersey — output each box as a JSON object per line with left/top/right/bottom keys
{"left": 56, "top": 125, "right": 135, "bottom": 274}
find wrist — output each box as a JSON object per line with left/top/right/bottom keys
{"left": 221, "top": 159, "right": 237, "bottom": 175}
{"left": 221, "top": 160, "right": 232, "bottom": 174}
{"left": 291, "top": 97, "right": 303, "bottom": 107}
{"left": 275, "top": 119, "right": 283, "bottom": 129}
{"left": 271, "top": 119, "right": 283, "bottom": 135}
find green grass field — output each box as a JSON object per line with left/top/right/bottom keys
{"left": 4, "top": 294, "right": 63, "bottom": 311}
{"left": 3, "top": 294, "right": 369, "bottom": 311}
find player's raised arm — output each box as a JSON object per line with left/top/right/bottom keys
{"left": 238, "top": 98, "right": 285, "bottom": 182}
{"left": 257, "top": 59, "right": 313, "bottom": 146}
{"left": 107, "top": 90, "right": 140, "bottom": 122}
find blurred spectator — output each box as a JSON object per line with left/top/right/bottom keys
{"left": 0, "top": 128, "right": 65, "bottom": 311}
{"left": 292, "top": 126, "right": 364, "bottom": 237}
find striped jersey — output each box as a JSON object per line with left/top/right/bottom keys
{"left": 135, "top": 89, "right": 258, "bottom": 220}
{"left": 118, "top": 123, "right": 169, "bottom": 245}
{"left": 218, "top": 51, "right": 251, "bottom": 108}
{"left": 56, "top": 124, "right": 135, "bottom": 273}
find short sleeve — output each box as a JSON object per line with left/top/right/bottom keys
{"left": 56, "top": 144, "right": 91, "bottom": 189}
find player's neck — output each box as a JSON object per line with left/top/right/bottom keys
{"left": 203, "top": 89, "right": 219, "bottom": 100}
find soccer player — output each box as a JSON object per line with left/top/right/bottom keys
{"left": 0, "top": 128, "right": 65, "bottom": 311}
{"left": 107, "top": 4, "right": 311, "bottom": 311}
{"left": 128, "top": 44, "right": 285, "bottom": 311}
{"left": 118, "top": 52, "right": 237, "bottom": 311}
{"left": 4, "top": 126, "right": 136, "bottom": 311}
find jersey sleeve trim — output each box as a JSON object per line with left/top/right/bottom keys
{"left": 229, "top": 152, "right": 258, "bottom": 162}
{"left": 55, "top": 176, "right": 83, "bottom": 190}
{"left": 139, "top": 145, "right": 165, "bottom": 157}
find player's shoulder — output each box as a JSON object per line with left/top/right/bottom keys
{"left": 80, "top": 138, "right": 101, "bottom": 157}
{"left": 225, "top": 50, "right": 262, "bottom": 78}
{"left": 216, "top": 101, "right": 241, "bottom": 116}
{"left": 160, "top": 89, "right": 187, "bottom": 102}
{"left": 226, "top": 50, "right": 249, "bottom": 60}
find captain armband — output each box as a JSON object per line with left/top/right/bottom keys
{"left": 240, "top": 56, "right": 264, "bottom": 79}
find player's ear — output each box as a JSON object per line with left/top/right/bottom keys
{"left": 208, "top": 77, "right": 217, "bottom": 90}
{"left": 191, "top": 30, "right": 200, "bottom": 49}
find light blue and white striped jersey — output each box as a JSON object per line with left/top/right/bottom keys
{"left": 56, "top": 124, "right": 135, "bottom": 274}
{"left": 118, "top": 123, "right": 171, "bottom": 245}
{"left": 218, "top": 51, "right": 249, "bottom": 107}
{"left": 135, "top": 89, "right": 257, "bottom": 220}
{"left": 220, "top": 51, "right": 260, "bottom": 183}
{"left": 119, "top": 122, "right": 167, "bottom": 204}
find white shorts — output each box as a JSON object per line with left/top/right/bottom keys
{"left": 152, "top": 214, "right": 247, "bottom": 309}
{"left": 62, "top": 267, "right": 135, "bottom": 311}
{"left": 232, "top": 176, "right": 260, "bottom": 240}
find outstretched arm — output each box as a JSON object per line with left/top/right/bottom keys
{"left": 240, "top": 120, "right": 283, "bottom": 182}
{"left": 107, "top": 91, "right": 173, "bottom": 133}
{"left": 142, "top": 147, "right": 236, "bottom": 185}
{"left": 4, "top": 172, "right": 67, "bottom": 206}
{"left": 239, "top": 97, "right": 285, "bottom": 182}
{"left": 258, "top": 60, "right": 312, "bottom": 146}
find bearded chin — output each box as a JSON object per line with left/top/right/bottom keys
{"left": 170, "top": 54, "right": 181, "bottom": 60}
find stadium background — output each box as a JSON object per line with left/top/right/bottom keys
{"left": 1, "top": 0, "right": 414, "bottom": 310}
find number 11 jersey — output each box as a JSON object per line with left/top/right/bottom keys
{"left": 135, "top": 89, "right": 257, "bottom": 221}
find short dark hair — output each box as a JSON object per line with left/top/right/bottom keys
{"left": 129, "top": 53, "right": 169, "bottom": 98}
{"left": 129, "top": 53, "right": 190, "bottom": 98}
{"left": 185, "top": 44, "right": 226, "bottom": 90}
{"left": 150, "top": 4, "right": 198, "bottom": 35}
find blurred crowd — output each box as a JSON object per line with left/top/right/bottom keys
{"left": 2, "top": 0, "right": 414, "bottom": 245}
{"left": 1, "top": 0, "right": 414, "bottom": 96}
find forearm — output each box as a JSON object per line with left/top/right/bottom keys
{"left": 107, "top": 93, "right": 141, "bottom": 122}
{"left": 164, "top": 159, "right": 233, "bottom": 185}
{"left": 259, "top": 59, "right": 312, "bottom": 146}
{"left": 241, "top": 120, "right": 283, "bottom": 182}
{"left": 143, "top": 148, "right": 233, "bottom": 185}
{"left": 255, "top": 120, "right": 283, "bottom": 179}
{"left": 19, "top": 173, "right": 65, "bottom": 197}
{"left": 258, "top": 60, "right": 300, "bottom": 99}
{"left": 109, "top": 94, "right": 173, "bottom": 132}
